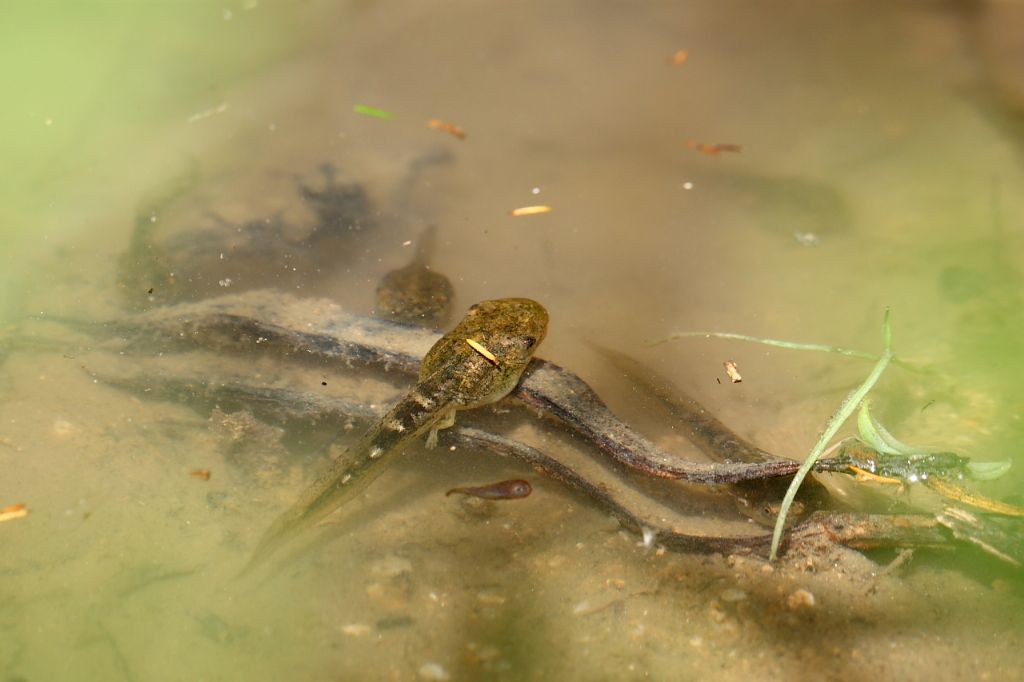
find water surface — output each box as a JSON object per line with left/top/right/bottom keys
{"left": 3, "top": 2, "right": 1024, "bottom": 680}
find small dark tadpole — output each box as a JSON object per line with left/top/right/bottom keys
{"left": 446, "top": 479, "right": 532, "bottom": 500}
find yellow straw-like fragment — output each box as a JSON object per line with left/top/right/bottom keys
{"left": 465, "top": 338, "right": 498, "bottom": 365}
{"left": 0, "top": 503, "right": 28, "bottom": 523}
{"left": 509, "top": 205, "right": 552, "bottom": 217}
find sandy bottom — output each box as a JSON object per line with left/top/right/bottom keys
{"left": 4, "top": 0, "right": 1024, "bottom": 679}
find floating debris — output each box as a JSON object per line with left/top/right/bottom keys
{"left": 683, "top": 139, "right": 742, "bottom": 156}
{"left": 187, "top": 102, "right": 229, "bottom": 123}
{"left": 465, "top": 338, "right": 498, "bottom": 365}
{"left": 0, "top": 503, "right": 28, "bottom": 523}
{"left": 190, "top": 469, "right": 212, "bottom": 481}
{"left": 509, "top": 205, "right": 552, "bottom": 217}
{"left": 353, "top": 104, "right": 394, "bottom": 120}
{"left": 669, "top": 49, "right": 690, "bottom": 65}
{"left": 427, "top": 118, "right": 466, "bottom": 139}
{"left": 340, "top": 623, "right": 372, "bottom": 637}
{"left": 723, "top": 361, "right": 743, "bottom": 383}
{"left": 793, "top": 231, "right": 821, "bottom": 247}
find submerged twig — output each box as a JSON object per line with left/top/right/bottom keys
{"left": 38, "top": 292, "right": 1020, "bottom": 565}
{"left": 51, "top": 292, "right": 851, "bottom": 485}
{"left": 92, "top": 368, "right": 992, "bottom": 560}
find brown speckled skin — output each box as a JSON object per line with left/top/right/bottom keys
{"left": 247, "top": 298, "right": 548, "bottom": 568}
{"left": 375, "top": 225, "right": 454, "bottom": 328}
{"left": 446, "top": 479, "right": 533, "bottom": 499}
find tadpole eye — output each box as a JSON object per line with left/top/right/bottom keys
{"left": 522, "top": 336, "right": 537, "bottom": 349}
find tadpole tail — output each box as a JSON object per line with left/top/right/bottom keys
{"left": 238, "top": 434, "right": 397, "bottom": 579}
{"left": 238, "top": 397, "right": 445, "bottom": 578}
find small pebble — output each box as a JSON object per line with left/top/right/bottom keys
{"left": 368, "top": 555, "right": 413, "bottom": 578}
{"left": 476, "top": 590, "right": 507, "bottom": 606}
{"left": 794, "top": 231, "right": 821, "bottom": 247}
{"left": 786, "top": 588, "right": 816, "bottom": 610}
{"left": 418, "top": 662, "right": 450, "bottom": 681}
{"left": 720, "top": 588, "right": 748, "bottom": 603}
{"left": 707, "top": 599, "right": 727, "bottom": 623}
{"left": 376, "top": 615, "right": 414, "bottom": 630}
{"left": 52, "top": 419, "right": 75, "bottom": 438}
{"left": 466, "top": 642, "right": 501, "bottom": 663}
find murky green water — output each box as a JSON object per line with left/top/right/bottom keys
{"left": 3, "top": 2, "right": 1024, "bottom": 680}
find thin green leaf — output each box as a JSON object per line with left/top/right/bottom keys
{"left": 770, "top": 309, "right": 893, "bottom": 561}
{"left": 353, "top": 104, "right": 394, "bottom": 120}
{"left": 650, "top": 331, "right": 878, "bottom": 360}
{"left": 857, "top": 400, "right": 923, "bottom": 456}
{"left": 857, "top": 400, "right": 892, "bottom": 454}
{"left": 651, "top": 323, "right": 928, "bottom": 375}
{"left": 966, "top": 460, "right": 1012, "bottom": 481}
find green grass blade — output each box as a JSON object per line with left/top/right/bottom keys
{"left": 966, "top": 460, "right": 1012, "bottom": 481}
{"left": 353, "top": 104, "right": 394, "bottom": 120}
{"left": 857, "top": 399, "right": 925, "bottom": 456}
{"left": 770, "top": 309, "right": 893, "bottom": 561}
{"left": 650, "top": 331, "right": 878, "bottom": 360}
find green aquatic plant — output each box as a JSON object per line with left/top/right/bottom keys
{"left": 657, "top": 313, "right": 895, "bottom": 560}
{"left": 652, "top": 330, "right": 878, "bottom": 359}
{"left": 966, "top": 459, "right": 1012, "bottom": 481}
{"left": 659, "top": 312, "right": 1016, "bottom": 558}
{"left": 652, "top": 328, "right": 926, "bottom": 374}
{"left": 857, "top": 401, "right": 1011, "bottom": 482}
{"left": 768, "top": 310, "right": 894, "bottom": 560}
{"left": 352, "top": 104, "right": 394, "bottom": 120}
{"left": 856, "top": 399, "right": 927, "bottom": 457}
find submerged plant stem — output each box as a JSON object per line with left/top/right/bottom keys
{"left": 769, "top": 310, "right": 894, "bottom": 561}
{"left": 652, "top": 331, "right": 878, "bottom": 360}
{"left": 653, "top": 330, "right": 923, "bottom": 373}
